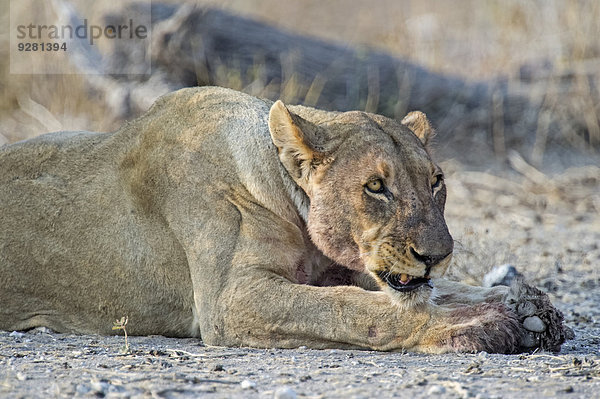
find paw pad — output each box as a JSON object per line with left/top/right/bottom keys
{"left": 505, "top": 278, "right": 572, "bottom": 352}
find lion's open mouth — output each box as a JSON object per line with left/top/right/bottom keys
{"left": 377, "top": 272, "right": 432, "bottom": 293}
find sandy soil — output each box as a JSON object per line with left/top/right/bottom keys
{"left": 1, "top": 161, "right": 599, "bottom": 398}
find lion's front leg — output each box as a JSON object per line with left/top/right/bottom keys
{"left": 193, "top": 233, "right": 524, "bottom": 352}
{"left": 432, "top": 278, "right": 509, "bottom": 306}
{"left": 211, "top": 267, "right": 526, "bottom": 354}
{"left": 214, "top": 267, "right": 417, "bottom": 350}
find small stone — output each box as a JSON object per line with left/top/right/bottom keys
{"left": 427, "top": 385, "right": 446, "bottom": 395}
{"left": 240, "top": 379, "right": 256, "bottom": 390}
{"left": 517, "top": 301, "right": 537, "bottom": 317}
{"left": 90, "top": 380, "right": 109, "bottom": 394}
{"left": 16, "top": 372, "right": 27, "bottom": 381}
{"left": 523, "top": 316, "right": 546, "bottom": 332}
{"left": 107, "top": 384, "right": 126, "bottom": 394}
{"left": 464, "top": 362, "right": 482, "bottom": 374}
{"left": 483, "top": 264, "right": 521, "bottom": 287}
{"left": 212, "top": 364, "right": 225, "bottom": 372}
{"left": 75, "top": 384, "right": 92, "bottom": 394}
{"left": 416, "top": 378, "right": 428, "bottom": 386}
{"left": 9, "top": 331, "right": 25, "bottom": 339}
{"left": 274, "top": 386, "right": 297, "bottom": 399}
{"left": 31, "top": 327, "right": 53, "bottom": 334}
{"left": 563, "top": 385, "right": 574, "bottom": 393}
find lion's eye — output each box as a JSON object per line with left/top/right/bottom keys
{"left": 431, "top": 174, "right": 444, "bottom": 193}
{"left": 366, "top": 179, "right": 385, "bottom": 194}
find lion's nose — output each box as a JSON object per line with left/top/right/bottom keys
{"left": 410, "top": 247, "right": 451, "bottom": 267}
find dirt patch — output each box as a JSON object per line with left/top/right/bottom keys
{"left": 1, "top": 326, "right": 598, "bottom": 398}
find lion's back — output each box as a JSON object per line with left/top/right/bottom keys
{"left": 0, "top": 131, "right": 105, "bottom": 181}
{"left": 0, "top": 87, "right": 275, "bottom": 336}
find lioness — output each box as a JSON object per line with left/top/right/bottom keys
{"left": 0, "top": 87, "right": 566, "bottom": 353}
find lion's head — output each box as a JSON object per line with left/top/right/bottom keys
{"left": 268, "top": 101, "right": 453, "bottom": 307}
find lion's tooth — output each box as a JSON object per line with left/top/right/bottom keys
{"left": 400, "top": 273, "right": 409, "bottom": 283}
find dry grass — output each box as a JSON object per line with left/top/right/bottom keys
{"left": 193, "top": 0, "right": 600, "bottom": 80}
{"left": 0, "top": 0, "right": 120, "bottom": 143}
{"left": 1, "top": 0, "right": 599, "bottom": 158}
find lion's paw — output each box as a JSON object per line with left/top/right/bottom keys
{"left": 504, "top": 278, "right": 574, "bottom": 352}
{"left": 439, "top": 303, "right": 523, "bottom": 354}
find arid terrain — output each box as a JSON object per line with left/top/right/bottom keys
{"left": 1, "top": 0, "right": 599, "bottom": 397}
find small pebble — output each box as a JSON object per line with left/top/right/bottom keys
{"left": 427, "top": 385, "right": 446, "bottom": 395}
{"left": 274, "top": 386, "right": 297, "bottom": 399}
{"left": 563, "top": 385, "right": 574, "bottom": 393}
{"left": 9, "top": 331, "right": 25, "bottom": 339}
{"left": 240, "top": 379, "right": 256, "bottom": 390}
{"left": 90, "top": 380, "right": 109, "bottom": 394}
{"left": 16, "top": 372, "right": 27, "bottom": 381}
{"left": 75, "top": 384, "right": 92, "bottom": 395}
{"left": 523, "top": 316, "right": 546, "bottom": 332}
{"left": 32, "top": 327, "right": 53, "bottom": 334}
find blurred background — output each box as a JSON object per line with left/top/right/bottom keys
{"left": 1, "top": 0, "right": 599, "bottom": 284}
{"left": 2, "top": 0, "right": 599, "bottom": 168}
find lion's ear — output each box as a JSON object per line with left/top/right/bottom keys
{"left": 269, "top": 100, "right": 321, "bottom": 184}
{"left": 401, "top": 111, "right": 435, "bottom": 146}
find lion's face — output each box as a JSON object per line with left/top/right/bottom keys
{"left": 269, "top": 102, "right": 453, "bottom": 306}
